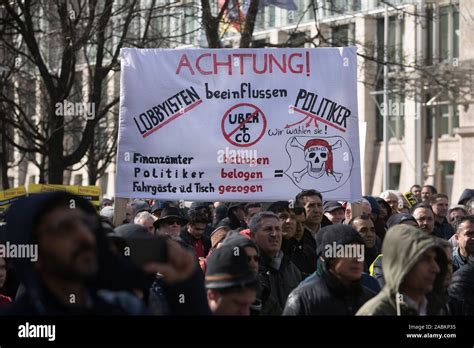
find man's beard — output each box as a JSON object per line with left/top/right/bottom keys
{"left": 42, "top": 244, "right": 98, "bottom": 282}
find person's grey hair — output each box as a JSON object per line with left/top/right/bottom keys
{"left": 380, "top": 190, "right": 405, "bottom": 208}
{"left": 346, "top": 198, "right": 371, "bottom": 211}
{"left": 448, "top": 206, "right": 467, "bottom": 215}
{"left": 134, "top": 211, "right": 156, "bottom": 225}
{"left": 249, "top": 211, "right": 280, "bottom": 234}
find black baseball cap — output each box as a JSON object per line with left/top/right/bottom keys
{"left": 323, "top": 201, "right": 344, "bottom": 214}
{"left": 205, "top": 244, "right": 258, "bottom": 290}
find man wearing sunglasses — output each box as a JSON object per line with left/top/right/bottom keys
{"left": 153, "top": 207, "right": 188, "bottom": 240}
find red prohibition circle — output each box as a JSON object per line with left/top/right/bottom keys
{"left": 221, "top": 103, "right": 267, "bottom": 148}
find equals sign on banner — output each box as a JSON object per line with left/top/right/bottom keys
{"left": 274, "top": 170, "right": 284, "bottom": 178}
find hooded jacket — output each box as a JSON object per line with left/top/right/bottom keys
{"left": 356, "top": 225, "right": 447, "bottom": 316}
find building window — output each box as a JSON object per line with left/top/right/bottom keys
{"left": 441, "top": 161, "right": 455, "bottom": 200}
{"left": 377, "top": 16, "right": 404, "bottom": 70}
{"left": 389, "top": 163, "right": 401, "bottom": 190}
{"left": 268, "top": 5, "right": 276, "bottom": 27}
{"left": 255, "top": 7, "right": 265, "bottom": 29}
{"left": 288, "top": 32, "right": 307, "bottom": 47}
{"left": 332, "top": 25, "right": 349, "bottom": 46}
{"left": 439, "top": 103, "right": 459, "bottom": 136}
{"left": 375, "top": 91, "right": 405, "bottom": 140}
{"left": 427, "top": 5, "right": 459, "bottom": 65}
{"left": 29, "top": 175, "right": 36, "bottom": 184}
{"left": 426, "top": 93, "right": 459, "bottom": 137}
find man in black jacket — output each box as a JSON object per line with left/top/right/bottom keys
{"left": 448, "top": 255, "right": 474, "bottom": 315}
{"left": 250, "top": 211, "right": 302, "bottom": 315}
{"left": 295, "top": 190, "right": 332, "bottom": 276}
{"left": 430, "top": 194, "right": 455, "bottom": 239}
{"left": 283, "top": 224, "right": 374, "bottom": 315}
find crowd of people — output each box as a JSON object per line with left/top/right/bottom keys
{"left": 0, "top": 185, "right": 473, "bottom": 316}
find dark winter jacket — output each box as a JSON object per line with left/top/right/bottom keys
{"left": 283, "top": 268, "right": 375, "bottom": 315}
{"left": 180, "top": 229, "right": 211, "bottom": 258}
{"left": 433, "top": 218, "right": 455, "bottom": 240}
{"left": 448, "top": 257, "right": 474, "bottom": 315}
{"left": 257, "top": 250, "right": 302, "bottom": 315}
{"left": 281, "top": 237, "right": 314, "bottom": 279}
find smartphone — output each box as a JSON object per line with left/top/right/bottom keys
{"left": 124, "top": 235, "right": 168, "bottom": 268}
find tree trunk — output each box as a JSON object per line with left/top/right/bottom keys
{"left": 87, "top": 144, "right": 98, "bottom": 185}
{"left": 240, "top": 0, "right": 260, "bottom": 48}
{"left": 47, "top": 121, "right": 65, "bottom": 184}
{"left": 0, "top": 117, "right": 9, "bottom": 189}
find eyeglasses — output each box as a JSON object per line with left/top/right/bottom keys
{"left": 247, "top": 255, "right": 260, "bottom": 262}
{"left": 164, "top": 220, "right": 180, "bottom": 226}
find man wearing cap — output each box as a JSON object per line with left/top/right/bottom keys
{"left": 323, "top": 201, "right": 345, "bottom": 225}
{"left": 250, "top": 211, "right": 302, "bottom": 315}
{"left": 283, "top": 225, "right": 375, "bottom": 315}
{"left": 205, "top": 244, "right": 259, "bottom": 315}
{"left": 153, "top": 207, "right": 187, "bottom": 240}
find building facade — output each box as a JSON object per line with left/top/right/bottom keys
{"left": 5, "top": 0, "right": 473, "bottom": 204}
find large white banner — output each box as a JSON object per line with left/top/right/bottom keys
{"left": 116, "top": 48, "right": 361, "bottom": 201}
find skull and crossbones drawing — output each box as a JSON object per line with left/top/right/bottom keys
{"left": 290, "top": 137, "right": 343, "bottom": 183}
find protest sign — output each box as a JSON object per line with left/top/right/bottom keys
{"left": 28, "top": 184, "right": 101, "bottom": 208}
{"left": 117, "top": 48, "right": 361, "bottom": 201}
